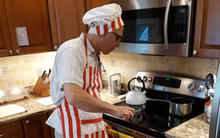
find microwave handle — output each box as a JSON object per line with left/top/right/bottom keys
{"left": 164, "top": 0, "right": 171, "bottom": 49}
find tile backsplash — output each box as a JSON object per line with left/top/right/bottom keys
{"left": 0, "top": 52, "right": 56, "bottom": 90}
{"left": 0, "top": 51, "right": 218, "bottom": 90}
{"left": 100, "top": 52, "right": 219, "bottom": 84}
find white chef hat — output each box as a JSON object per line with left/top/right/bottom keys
{"left": 82, "top": 3, "right": 124, "bottom": 36}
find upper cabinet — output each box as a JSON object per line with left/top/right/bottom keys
{"left": 193, "top": 0, "right": 220, "bottom": 58}
{"left": 0, "top": 0, "right": 13, "bottom": 57}
{"left": 86, "top": 0, "right": 112, "bottom": 10}
{"left": 0, "top": 0, "right": 53, "bottom": 57}
{"left": 48, "top": 0, "right": 86, "bottom": 47}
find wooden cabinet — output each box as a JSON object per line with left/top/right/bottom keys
{"left": 0, "top": 113, "right": 52, "bottom": 138}
{"left": 0, "top": 120, "right": 24, "bottom": 138}
{"left": 0, "top": 0, "right": 13, "bottom": 57}
{"left": 48, "top": 0, "right": 86, "bottom": 47}
{"left": 193, "top": 0, "right": 220, "bottom": 58}
{"left": 0, "top": 0, "right": 52, "bottom": 57}
{"left": 86, "top": 0, "right": 112, "bottom": 11}
{"left": 22, "top": 113, "right": 51, "bottom": 138}
{"left": 47, "top": 111, "right": 55, "bottom": 138}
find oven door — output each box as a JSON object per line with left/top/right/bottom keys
{"left": 104, "top": 120, "right": 155, "bottom": 138}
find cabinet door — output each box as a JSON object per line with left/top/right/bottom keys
{"left": 48, "top": 0, "right": 86, "bottom": 47}
{"left": 0, "top": 120, "right": 24, "bottom": 138}
{"left": 193, "top": 0, "right": 220, "bottom": 58}
{"left": 47, "top": 111, "right": 55, "bottom": 138}
{"left": 4, "top": 0, "right": 52, "bottom": 55}
{"left": 22, "top": 113, "right": 51, "bottom": 138}
{"left": 86, "top": 0, "right": 112, "bottom": 11}
{"left": 0, "top": 0, "right": 13, "bottom": 57}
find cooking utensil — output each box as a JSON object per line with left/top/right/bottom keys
{"left": 126, "top": 77, "right": 146, "bottom": 105}
{"left": 205, "top": 73, "right": 215, "bottom": 90}
{"left": 47, "top": 68, "right": 51, "bottom": 77}
{"left": 169, "top": 97, "right": 194, "bottom": 117}
{"left": 41, "top": 70, "right": 46, "bottom": 78}
{"left": 146, "top": 97, "right": 194, "bottom": 117}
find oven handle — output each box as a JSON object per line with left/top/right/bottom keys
{"left": 164, "top": 0, "right": 171, "bottom": 50}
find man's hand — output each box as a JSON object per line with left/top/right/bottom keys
{"left": 104, "top": 122, "right": 112, "bottom": 129}
{"left": 112, "top": 106, "right": 135, "bottom": 120}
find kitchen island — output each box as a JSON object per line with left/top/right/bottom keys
{"left": 165, "top": 113, "right": 209, "bottom": 138}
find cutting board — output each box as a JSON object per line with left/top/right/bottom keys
{"left": 35, "top": 96, "right": 53, "bottom": 106}
{"left": 0, "top": 104, "right": 26, "bottom": 118}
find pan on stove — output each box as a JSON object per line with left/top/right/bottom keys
{"left": 168, "top": 97, "right": 194, "bottom": 117}
{"left": 146, "top": 97, "right": 194, "bottom": 117}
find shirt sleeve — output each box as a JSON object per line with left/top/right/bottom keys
{"left": 56, "top": 46, "right": 85, "bottom": 91}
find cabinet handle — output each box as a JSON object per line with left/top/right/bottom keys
{"left": 16, "top": 49, "right": 20, "bottom": 54}
{"left": 25, "top": 120, "right": 30, "bottom": 124}
{"left": 8, "top": 50, "right": 13, "bottom": 55}
{"left": 193, "top": 50, "right": 197, "bottom": 55}
{"left": 0, "top": 134, "right": 5, "bottom": 137}
{"left": 54, "top": 45, "right": 58, "bottom": 50}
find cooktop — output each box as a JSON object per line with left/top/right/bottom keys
{"left": 103, "top": 100, "right": 201, "bottom": 137}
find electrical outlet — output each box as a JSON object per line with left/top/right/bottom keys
{"left": 1, "top": 66, "right": 8, "bottom": 75}
{"left": 208, "top": 63, "right": 217, "bottom": 70}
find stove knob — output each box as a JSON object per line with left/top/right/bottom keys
{"left": 197, "top": 85, "right": 204, "bottom": 92}
{"left": 188, "top": 83, "right": 195, "bottom": 90}
{"left": 143, "top": 76, "right": 147, "bottom": 82}
{"left": 148, "top": 77, "right": 152, "bottom": 82}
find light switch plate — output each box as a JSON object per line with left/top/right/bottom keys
{"left": 15, "top": 27, "right": 29, "bottom": 46}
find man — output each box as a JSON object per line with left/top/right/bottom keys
{"left": 46, "top": 3, "right": 135, "bottom": 138}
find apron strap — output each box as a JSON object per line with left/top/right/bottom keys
{"left": 84, "top": 33, "right": 88, "bottom": 67}
{"left": 81, "top": 117, "right": 103, "bottom": 124}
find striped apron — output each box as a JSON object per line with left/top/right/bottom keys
{"left": 58, "top": 34, "right": 108, "bottom": 138}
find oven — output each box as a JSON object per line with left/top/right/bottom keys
{"left": 103, "top": 72, "right": 208, "bottom": 138}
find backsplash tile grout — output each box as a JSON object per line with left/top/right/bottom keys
{"left": 0, "top": 51, "right": 218, "bottom": 90}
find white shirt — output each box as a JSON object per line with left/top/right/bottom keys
{"left": 50, "top": 33, "right": 99, "bottom": 106}
{"left": 46, "top": 33, "right": 106, "bottom": 137}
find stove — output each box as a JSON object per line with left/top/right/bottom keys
{"left": 103, "top": 72, "right": 209, "bottom": 138}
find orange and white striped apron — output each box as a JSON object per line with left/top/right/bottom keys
{"left": 58, "top": 34, "right": 109, "bottom": 138}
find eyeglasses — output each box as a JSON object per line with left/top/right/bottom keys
{"left": 112, "top": 32, "right": 122, "bottom": 42}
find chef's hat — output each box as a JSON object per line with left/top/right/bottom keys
{"left": 83, "top": 3, "right": 124, "bottom": 36}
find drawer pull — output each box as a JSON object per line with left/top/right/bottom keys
{"left": 25, "top": 120, "right": 30, "bottom": 124}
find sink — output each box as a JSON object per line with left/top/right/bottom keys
{"left": 0, "top": 104, "right": 26, "bottom": 118}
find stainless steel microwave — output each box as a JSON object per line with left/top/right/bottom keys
{"left": 112, "top": 0, "right": 195, "bottom": 57}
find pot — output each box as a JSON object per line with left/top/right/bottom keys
{"left": 146, "top": 97, "right": 194, "bottom": 117}
{"left": 126, "top": 77, "right": 146, "bottom": 105}
{"left": 169, "top": 97, "right": 194, "bottom": 117}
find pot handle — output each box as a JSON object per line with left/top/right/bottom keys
{"left": 128, "top": 77, "right": 145, "bottom": 92}
{"left": 146, "top": 98, "right": 171, "bottom": 104}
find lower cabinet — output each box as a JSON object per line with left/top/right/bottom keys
{"left": 22, "top": 113, "right": 51, "bottom": 138}
{"left": 0, "top": 112, "right": 52, "bottom": 138}
{"left": 0, "top": 120, "right": 24, "bottom": 138}
{"left": 47, "top": 111, "right": 55, "bottom": 138}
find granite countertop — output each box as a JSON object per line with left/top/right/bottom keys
{"left": 165, "top": 113, "right": 210, "bottom": 138}
{"left": 0, "top": 88, "right": 123, "bottom": 125}
{"left": 1, "top": 88, "right": 209, "bottom": 138}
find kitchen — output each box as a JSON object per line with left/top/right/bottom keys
{"left": 0, "top": 0, "right": 220, "bottom": 137}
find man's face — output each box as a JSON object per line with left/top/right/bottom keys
{"left": 100, "top": 27, "right": 124, "bottom": 55}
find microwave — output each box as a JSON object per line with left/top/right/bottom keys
{"left": 112, "top": 0, "right": 196, "bottom": 57}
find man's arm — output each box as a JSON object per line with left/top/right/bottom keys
{"left": 63, "top": 83, "right": 135, "bottom": 119}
